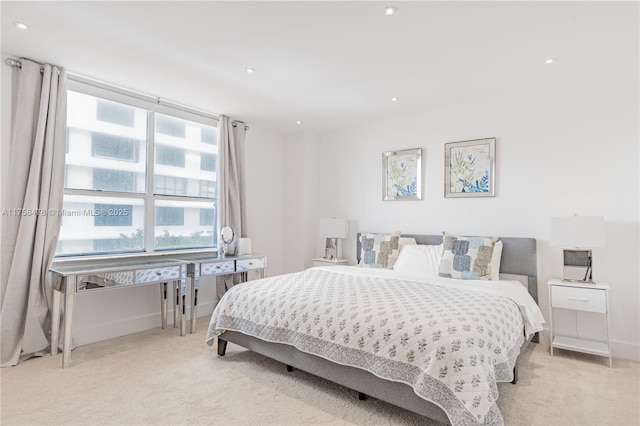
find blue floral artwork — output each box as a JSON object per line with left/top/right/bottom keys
{"left": 384, "top": 148, "right": 421, "bottom": 200}
{"left": 446, "top": 139, "right": 495, "bottom": 197}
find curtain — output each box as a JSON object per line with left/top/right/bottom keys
{"left": 1, "top": 59, "right": 67, "bottom": 367}
{"left": 216, "top": 116, "right": 247, "bottom": 299}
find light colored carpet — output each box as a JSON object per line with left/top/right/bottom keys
{"left": 1, "top": 321, "right": 638, "bottom": 426}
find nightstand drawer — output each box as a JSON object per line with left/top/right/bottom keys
{"left": 551, "top": 285, "right": 607, "bottom": 313}
{"left": 236, "top": 257, "right": 265, "bottom": 272}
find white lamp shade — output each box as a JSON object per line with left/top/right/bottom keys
{"left": 238, "top": 238, "right": 252, "bottom": 255}
{"left": 319, "top": 218, "right": 349, "bottom": 238}
{"left": 550, "top": 216, "right": 605, "bottom": 248}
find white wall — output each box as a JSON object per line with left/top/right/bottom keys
{"left": 302, "top": 74, "right": 639, "bottom": 361}
{"left": 282, "top": 131, "right": 319, "bottom": 273}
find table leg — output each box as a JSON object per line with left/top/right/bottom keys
{"left": 160, "top": 282, "right": 168, "bottom": 329}
{"left": 51, "top": 288, "right": 61, "bottom": 355}
{"left": 62, "top": 276, "right": 77, "bottom": 368}
{"left": 190, "top": 276, "right": 199, "bottom": 334}
{"left": 173, "top": 281, "right": 179, "bottom": 328}
{"left": 180, "top": 279, "right": 187, "bottom": 336}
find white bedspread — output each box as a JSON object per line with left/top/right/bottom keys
{"left": 207, "top": 266, "right": 544, "bottom": 426}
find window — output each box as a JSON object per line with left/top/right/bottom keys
{"left": 154, "top": 175, "right": 187, "bottom": 196}
{"left": 92, "top": 132, "right": 138, "bottom": 161}
{"left": 156, "top": 114, "right": 185, "bottom": 138}
{"left": 94, "top": 204, "right": 133, "bottom": 227}
{"left": 199, "top": 180, "right": 216, "bottom": 198}
{"left": 200, "top": 208, "right": 215, "bottom": 226}
{"left": 154, "top": 200, "right": 214, "bottom": 249}
{"left": 57, "top": 87, "right": 218, "bottom": 256}
{"left": 200, "top": 153, "right": 216, "bottom": 172}
{"left": 93, "top": 169, "right": 135, "bottom": 192}
{"left": 201, "top": 127, "right": 217, "bottom": 144}
{"left": 156, "top": 145, "right": 185, "bottom": 167}
{"left": 155, "top": 206, "right": 184, "bottom": 226}
{"left": 96, "top": 99, "right": 135, "bottom": 127}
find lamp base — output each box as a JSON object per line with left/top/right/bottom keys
{"left": 324, "top": 237, "right": 343, "bottom": 260}
{"left": 562, "top": 249, "right": 593, "bottom": 282}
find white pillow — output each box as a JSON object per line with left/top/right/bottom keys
{"left": 387, "top": 237, "right": 417, "bottom": 269}
{"left": 393, "top": 244, "right": 443, "bottom": 277}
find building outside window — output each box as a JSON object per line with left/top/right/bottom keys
{"left": 92, "top": 132, "right": 138, "bottom": 161}
{"left": 97, "top": 99, "right": 135, "bottom": 127}
{"left": 56, "top": 86, "right": 218, "bottom": 256}
{"left": 200, "top": 153, "right": 216, "bottom": 172}
{"left": 156, "top": 145, "right": 185, "bottom": 168}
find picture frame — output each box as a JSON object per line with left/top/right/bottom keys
{"left": 382, "top": 148, "right": 422, "bottom": 201}
{"left": 444, "top": 138, "right": 495, "bottom": 198}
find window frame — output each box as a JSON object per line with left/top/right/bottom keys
{"left": 58, "top": 79, "right": 219, "bottom": 258}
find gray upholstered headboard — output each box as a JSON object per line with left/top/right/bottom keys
{"left": 356, "top": 233, "right": 538, "bottom": 304}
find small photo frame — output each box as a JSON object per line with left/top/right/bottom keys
{"left": 383, "top": 148, "right": 422, "bottom": 201}
{"left": 444, "top": 138, "right": 495, "bottom": 198}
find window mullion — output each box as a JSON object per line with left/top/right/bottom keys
{"left": 145, "top": 111, "right": 156, "bottom": 252}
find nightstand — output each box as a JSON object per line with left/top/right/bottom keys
{"left": 548, "top": 279, "right": 611, "bottom": 367}
{"left": 313, "top": 258, "right": 349, "bottom": 267}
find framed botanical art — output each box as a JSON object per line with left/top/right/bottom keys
{"left": 382, "top": 148, "right": 422, "bottom": 201}
{"left": 444, "top": 137, "right": 495, "bottom": 198}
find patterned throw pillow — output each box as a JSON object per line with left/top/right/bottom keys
{"left": 359, "top": 232, "right": 401, "bottom": 268}
{"left": 438, "top": 234, "right": 498, "bottom": 279}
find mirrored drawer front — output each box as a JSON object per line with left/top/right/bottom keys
{"left": 136, "top": 266, "right": 182, "bottom": 284}
{"left": 551, "top": 286, "right": 606, "bottom": 313}
{"left": 77, "top": 272, "right": 135, "bottom": 290}
{"left": 236, "top": 257, "right": 265, "bottom": 272}
{"left": 201, "top": 261, "right": 235, "bottom": 276}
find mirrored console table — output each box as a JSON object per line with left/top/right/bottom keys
{"left": 180, "top": 254, "right": 267, "bottom": 333}
{"left": 49, "top": 254, "right": 268, "bottom": 367}
{"left": 49, "top": 258, "right": 189, "bottom": 368}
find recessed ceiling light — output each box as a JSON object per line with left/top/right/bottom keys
{"left": 296, "top": 120, "right": 302, "bottom": 125}
{"left": 384, "top": 6, "right": 398, "bottom": 16}
{"left": 545, "top": 58, "right": 556, "bottom": 65}
{"left": 246, "top": 68, "right": 255, "bottom": 74}
{"left": 13, "top": 21, "right": 29, "bottom": 30}
{"left": 391, "top": 97, "right": 398, "bottom": 102}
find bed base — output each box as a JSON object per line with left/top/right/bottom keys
{"left": 217, "top": 330, "right": 450, "bottom": 423}
{"left": 217, "top": 330, "right": 532, "bottom": 424}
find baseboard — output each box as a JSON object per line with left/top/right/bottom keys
{"left": 611, "top": 340, "right": 640, "bottom": 362}
{"left": 73, "top": 301, "right": 218, "bottom": 346}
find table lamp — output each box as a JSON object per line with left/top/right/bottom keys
{"left": 550, "top": 216, "right": 605, "bottom": 283}
{"left": 319, "top": 218, "right": 349, "bottom": 260}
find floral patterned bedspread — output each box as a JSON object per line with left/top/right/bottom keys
{"left": 207, "top": 267, "right": 543, "bottom": 426}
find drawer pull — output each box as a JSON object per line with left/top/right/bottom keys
{"left": 248, "top": 262, "right": 253, "bottom": 265}
{"left": 155, "top": 271, "right": 162, "bottom": 276}
{"left": 216, "top": 265, "right": 221, "bottom": 269}
{"left": 568, "top": 297, "right": 588, "bottom": 302}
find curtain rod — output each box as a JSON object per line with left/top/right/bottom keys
{"left": 5, "top": 57, "right": 55, "bottom": 74}
{"left": 5, "top": 57, "right": 249, "bottom": 131}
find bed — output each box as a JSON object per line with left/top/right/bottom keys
{"left": 207, "top": 234, "right": 544, "bottom": 426}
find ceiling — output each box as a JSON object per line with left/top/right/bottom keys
{"left": 1, "top": 1, "right": 636, "bottom": 135}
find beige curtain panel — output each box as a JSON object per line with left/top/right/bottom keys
{"left": 1, "top": 59, "right": 67, "bottom": 366}
{"left": 215, "top": 116, "right": 247, "bottom": 300}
